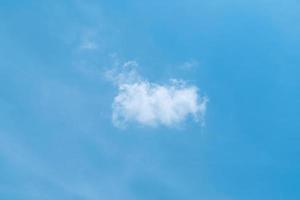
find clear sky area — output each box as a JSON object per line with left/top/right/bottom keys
{"left": 0, "top": 1, "right": 300, "bottom": 199}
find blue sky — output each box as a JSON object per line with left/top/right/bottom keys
{"left": 1, "top": 0, "right": 300, "bottom": 199}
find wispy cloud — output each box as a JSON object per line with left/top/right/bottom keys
{"left": 80, "top": 40, "right": 98, "bottom": 50}
{"left": 107, "top": 61, "right": 208, "bottom": 128}
{"left": 78, "top": 29, "right": 98, "bottom": 50}
{"left": 180, "top": 59, "right": 199, "bottom": 70}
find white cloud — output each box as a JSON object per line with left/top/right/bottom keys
{"left": 108, "top": 61, "right": 208, "bottom": 128}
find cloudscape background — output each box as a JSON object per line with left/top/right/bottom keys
{"left": 0, "top": 1, "right": 300, "bottom": 199}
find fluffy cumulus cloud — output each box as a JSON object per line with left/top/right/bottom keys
{"left": 107, "top": 61, "right": 208, "bottom": 128}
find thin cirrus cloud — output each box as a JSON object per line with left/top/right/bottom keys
{"left": 107, "top": 61, "right": 208, "bottom": 128}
